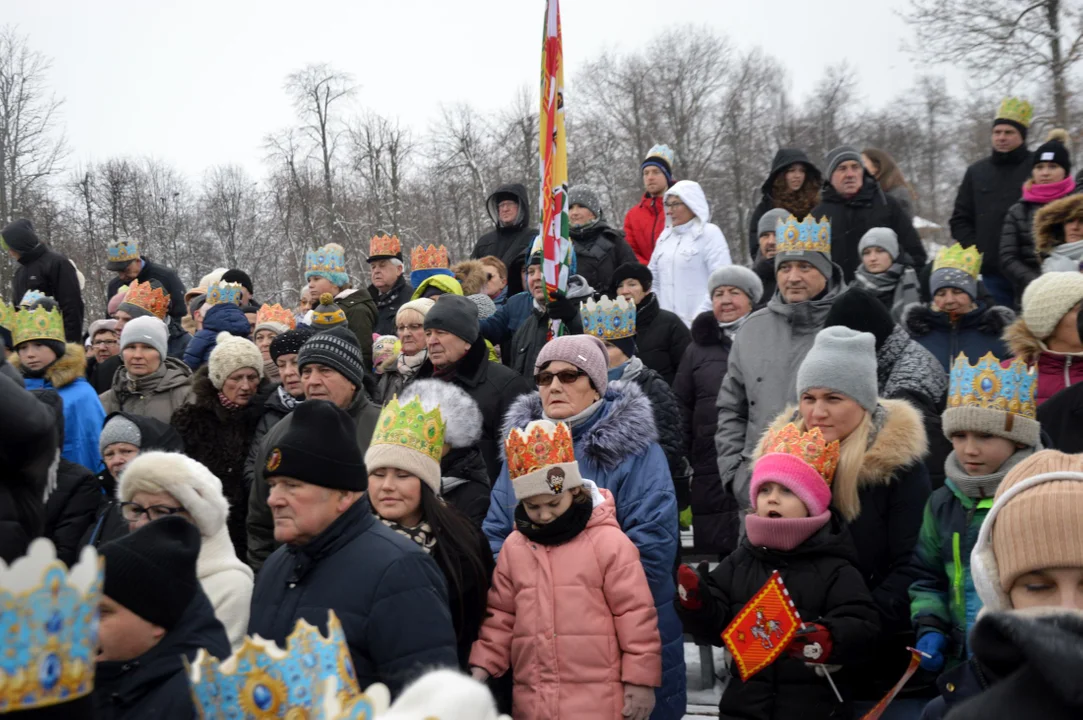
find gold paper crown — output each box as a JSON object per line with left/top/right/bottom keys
{"left": 948, "top": 352, "right": 1037, "bottom": 419}
{"left": 506, "top": 421, "right": 576, "bottom": 481}
{"left": 369, "top": 233, "right": 402, "bottom": 259}
{"left": 410, "top": 244, "right": 449, "bottom": 272}
{"left": 122, "top": 279, "right": 170, "bottom": 320}
{"left": 933, "top": 243, "right": 982, "bottom": 279}
{"left": 0, "top": 541, "right": 103, "bottom": 713}
{"left": 370, "top": 395, "right": 445, "bottom": 464}
{"left": 581, "top": 295, "right": 637, "bottom": 340}
{"left": 995, "top": 97, "right": 1034, "bottom": 129}
{"left": 0, "top": 298, "right": 14, "bottom": 330}
{"left": 13, "top": 304, "right": 64, "bottom": 347}
{"left": 105, "top": 237, "right": 140, "bottom": 264}
{"left": 205, "top": 281, "right": 244, "bottom": 307}
{"left": 776, "top": 215, "right": 831, "bottom": 255}
{"left": 255, "top": 303, "right": 296, "bottom": 331}
{"left": 763, "top": 424, "right": 840, "bottom": 485}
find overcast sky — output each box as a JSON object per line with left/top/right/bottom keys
{"left": 10, "top": 0, "right": 943, "bottom": 181}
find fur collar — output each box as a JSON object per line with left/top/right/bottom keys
{"left": 451, "top": 259, "right": 488, "bottom": 296}
{"left": 12, "top": 343, "right": 87, "bottom": 389}
{"left": 903, "top": 301, "right": 1015, "bottom": 337}
{"left": 501, "top": 380, "right": 658, "bottom": 470}
{"left": 691, "top": 311, "right": 723, "bottom": 347}
{"left": 1034, "top": 192, "right": 1083, "bottom": 254}
{"left": 1003, "top": 316, "right": 1045, "bottom": 364}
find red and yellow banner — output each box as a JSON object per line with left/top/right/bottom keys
{"left": 537, "top": 0, "right": 572, "bottom": 303}
{"left": 722, "top": 571, "right": 803, "bottom": 681}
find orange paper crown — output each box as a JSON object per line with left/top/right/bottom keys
{"left": 410, "top": 244, "right": 449, "bottom": 272}
{"left": 122, "top": 279, "right": 170, "bottom": 320}
{"left": 505, "top": 421, "right": 576, "bottom": 481}
{"left": 369, "top": 233, "right": 402, "bottom": 258}
{"left": 763, "top": 424, "right": 840, "bottom": 486}
{"left": 255, "top": 303, "right": 296, "bottom": 331}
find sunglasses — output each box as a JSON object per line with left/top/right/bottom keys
{"left": 534, "top": 369, "right": 587, "bottom": 387}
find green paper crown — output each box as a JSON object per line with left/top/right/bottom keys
{"left": 934, "top": 243, "right": 982, "bottom": 279}
{"left": 13, "top": 304, "right": 64, "bottom": 347}
{"left": 995, "top": 97, "right": 1033, "bottom": 128}
{"left": 0, "top": 298, "right": 14, "bottom": 331}
{"left": 370, "top": 395, "right": 445, "bottom": 464}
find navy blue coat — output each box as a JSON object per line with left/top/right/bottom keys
{"left": 248, "top": 496, "right": 459, "bottom": 696}
{"left": 183, "top": 303, "right": 252, "bottom": 369}
{"left": 479, "top": 289, "right": 533, "bottom": 363}
{"left": 904, "top": 302, "right": 1016, "bottom": 372}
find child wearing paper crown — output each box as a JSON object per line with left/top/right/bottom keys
{"left": 908, "top": 353, "right": 1041, "bottom": 677}
{"left": 676, "top": 423, "right": 880, "bottom": 720}
{"left": 468, "top": 420, "right": 662, "bottom": 720}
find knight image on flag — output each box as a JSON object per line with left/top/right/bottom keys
{"left": 722, "top": 570, "right": 803, "bottom": 681}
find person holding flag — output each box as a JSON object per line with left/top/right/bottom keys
{"left": 676, "top": 422, "right": 880, "bottom": 719}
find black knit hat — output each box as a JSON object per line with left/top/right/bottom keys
{"left": 423, "top": 294, "right": 480, "bottom": 344}
{"left": 0, "top": 218, "right": 42, "bottom": 255}
{"left": 270, "top": 325, "right": 316, "bottom": 362}
{"left": 610, "top": 263, "right": 653, "bottom": 295}
{"left": 297, "top": 325, "right": 366, "bottom": 390}
{"left": 222, "top": 268, "right": 254, "bottom": 296}
{"left": 823, "top": 287, "right": 895, "bottom": 351}
{"left": 1034, "top": 138, "right": 1071, "bottom": 174}
{"left": 100, "top": 515, "right": 200, "bottom": 629}
{"left": 264, "top": 399, "right": 366, "bottom": 490}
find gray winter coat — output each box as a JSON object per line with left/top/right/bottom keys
{"left": 99, "top": 358, "right": 194, "bottom": 425}
{"left": 714, "top": 264, "right": 846, "bottom": 506}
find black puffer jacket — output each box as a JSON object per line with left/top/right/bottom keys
{"left": 472, "top": 183, "right": 537, "bottom": 296}
{"left": 106, "top": 256, "right": 188, "bottom": 320}
{"left": 11, "top": 243, "right": 85, "bottom": 342}
{"left": 679, "top": 514, "right": 881, "bottom": 720}
{"left": 950, "top": 145, "right": 1033, "bottom": 275}
{"left": 621, "top": 358, "right": 689, "bottom": 509}
{"left": 748, "top": 148, "right": 822, "bottom": 261}
{"left": 440, "top": 446, "right": 491, "bottom": 528}
{"left": 812, "top": 175, "right": 927, "bottom": 281}
{"left": 672, "top": 311, "right": 738, "bottom": 554}
{"left": 507, "top": 275, "right": 591, "bottom": 382}
{"left": 1038, "top": 382, "right": 1083, "bottom": 453}
{"left": 633, "top": 292, "right": 691, "bottom": 385}
{"left": 0, "top": 373, "right": 56, "bottom": 563}
{"left": 570, "top": 220, "right": 638, "bottom": 295}
{"left": 1001, "top": 187, "right": 1083, "bottom": 300}
{"left": 171, "top": 367, "right": 270, "bottom": 562}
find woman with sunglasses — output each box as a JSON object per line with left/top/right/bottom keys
{"left": 482, "top": 334, "right": 686, "bottom": 719}
{"left": 116, "top": 450, "right": 254, "bottom": 651}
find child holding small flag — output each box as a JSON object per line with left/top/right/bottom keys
{"left": 676, "top": 422, "right": 880, "bottom": 719}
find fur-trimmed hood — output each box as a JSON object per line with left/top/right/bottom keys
{"left": 1003, "top": 316, "right": 1046, "bottom": 364}
{"left": 117, "top": 451, "right": 229, "bottom": 537}
{"left": 902, "top": 301, "right": 1016, "bottom": 338}
{"left": 12, "top": 343, "right": 87, "bottom": 389}
{"left": 500, "top": 380, "right": 659, "bottom": 470}
{"left": 755, "top": 398, "right": 928, "bottom": 520}
{"left": 1034, "top": 192, "right": 1083, "bottom": 254}
{"left": 690, "top": 311, "right": 724, "bottom": 347}
{"left": 451, "top": 259, "right": 489, "bottom": 297}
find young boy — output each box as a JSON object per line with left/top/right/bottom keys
{"left": 853, "top": 227, "right": 920, "bottom": 321}
{"left": 909, "top": 352, "right": 1041, "bottom": 677}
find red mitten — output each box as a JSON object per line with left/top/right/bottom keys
{"left": 786, "top": 624, "right": 833, "bottom": 664}
{"left": 676, "top": 564, "right": 703, "bottom": 610}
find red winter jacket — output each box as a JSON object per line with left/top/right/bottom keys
{"left": 624, "top": 194, "right": 666, "bottom": 264}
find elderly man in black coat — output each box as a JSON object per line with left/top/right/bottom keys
{"left": 471, "top": 183, "right": 537, "bottom": 296}
{"left": 4, "top": 218, "right": 85, "bottom": 342}
{"left": 247, "top": 400, "right": 458, "bottom": 696}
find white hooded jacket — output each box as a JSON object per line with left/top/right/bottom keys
{"left": 648, "top": 180, "right": 733, "bottom": 327}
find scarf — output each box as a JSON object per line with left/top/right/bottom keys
{"left": 571, "top": 217, "right": 600, "bottom": 233}
{"left": 217, "top": 392, "right": 242, "bottom": 410}
{"left": 1043, "top": 238, "right": 1083, "bottom": 273}
{"left": 853, "top": 263, "right": 905, "bottom": 296}
{"left": 745, "top": 510, "right": 831, "bottom": 552}
{"left": 608, "top": 356, "right": 644, "bottom": 383}
{"left": 276, "top": 384, "right": 301, "bottom": 411}
{"left": 433, "top": 359, "right": 459, "bottom": 380}
{"left": 545, "top": 398, "right": 604, "bottom": 429}
{"left": 374, "top": 276, "right": 406, "bottom": 310}
{"left": 396, "top": 350, "right": 427, "bottom": 378}
{"left": 514, "top": 496, "right": 593, "bottom": 546}
{"left": 379, "top": 518, "right": 436, "bottom": 554}
{"left": 1021, "top": 177, "right": 1076, "bottom": 204}
{"left": 718, "top": 314, "right": 750, "bottom": 340}
{"left": 946, "top": 446, "right": 1037, "bottom": 500}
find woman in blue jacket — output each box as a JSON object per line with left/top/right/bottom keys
{"left": 482, "top": 334, "right": 686, "bottom": 719}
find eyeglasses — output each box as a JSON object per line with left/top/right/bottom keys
{"left": 119, "top": 502, "right": 187, "bottom": 522}
{"left": 396, "top": 323, "right": 424, "bottom": 333}
{"left": 663, "top": 201, "right": 685, "bottom": 210}
{"left": 92, "top": 340, "right": 118, "bottom": 347}
{"left": 534, "top": 369, "right": 587, "bottom": 387}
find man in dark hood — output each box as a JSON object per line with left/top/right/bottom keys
{"left": 471, "top": 183, "right": 536, "bottom": 296}
{"left": 4, "top": 218, "right": 85, "bottom": 342}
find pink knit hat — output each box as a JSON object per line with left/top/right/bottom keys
{"left": 750, "top": 454, "right": 832, "bottom": 516}
{"left": 108, "top": 286, "right": 129, "bottom": 316}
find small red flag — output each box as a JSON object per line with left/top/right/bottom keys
{"left": 858, "top": 648, "right": 924, "bottom": 720}
{"left": 721, "top": 570, "right": 803, "bottom": 681}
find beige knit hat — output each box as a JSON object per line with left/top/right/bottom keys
{"left": 208, "top": 332, "right": 264, "bottom": 389}
{"left": 1020, "top": 271, "right": 1083, "bottom": 339}
{"left": 970, "top": 450, "right": 1083, "bottom": 610}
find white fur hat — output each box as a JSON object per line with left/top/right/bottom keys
{"left": 404, "top": 379, "right": 482, "bottom": 448}
{"left": 208, "top": 332, "right": 264, "bottom": 389}
{"left": 117, "top": 451, "right": 229, "bottom": 538}
{"left": 380, "top": 670, "right": 509, "bottom": 720}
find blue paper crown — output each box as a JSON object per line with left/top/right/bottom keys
{"left": 305, "top": 245, "right": 346, "bottom": 277}
{"left": 106, "top": 239, "right": 140, "bottom": 263}
{"left": 0, "top": 540, "right": 103, "bottom": 713}
{"left": 581, "top": 295, "right": 637, "bottom": 340}
{"left": 645, "top": 143, "right": 675, "bottom": 167}
{"left": 187, "top": 611, "right": 390, "bottom": 719}
{"left": 776, "top": 215, "right": 831, "bottom": 254}
{"left": 948, "top": 352, "right": 1037, "bottom": 419}
{"left": 205, "top": 281, "right": 244, "bottom": 307}
{"left": 19, "top": 289, "right": 47, "bottom": 308}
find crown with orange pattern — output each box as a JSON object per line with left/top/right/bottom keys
{"left": 506, "top": 420, "right": 584, "bottom": 500}
{"left": 410, "top": 244, "right": 449, "bottom": 272}
{"left": 368, "top": 233, "right": 403, "bottom": 262}
{"left": 762, "top": 424, "right": 840, "bottom": 485}
{"left": 120, "top": 279, "right": 170, "bottom": 320}
{"left": 254, "top": 303, "right": 296, "bottom": 335}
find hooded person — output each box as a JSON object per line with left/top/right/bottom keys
{"left": 648, "top": 180, "right": 733, "bottom": 327}
{"left": 115, "top": 451, "right": 254, "bottom": 650}
{"left": 93, "top": 516, "right": 232, "bottom": 719}
{"left": 472, "top": 183, "right": 538, "bottom": 296}
{"left": 182, "top": 281, "right": 252, "bottom": 370}
{"left": 99, "top": 315, "right": 194, "bottom": 425}
{"left": 1002, "top": 271, "right": 1083, "bottom": 404}
{"left": 566, "top": 184, "right": 639, "bottom": 294}
{"left": 853, "top": 227, "right": 922, "bottom": 321}
{"left": 304, "top": 242, "right": 378, "bottom": 369}
{"left": 624, "top": 144, "right": 677, "bottom": 264}
{"left": 747, "top": 148, "right": 823, "bottom": 261}
{"left": 1033, "top": 190, "right": 1083, "bottom": 275}
{"left": 4, "top": 217, "right": 85, "bottom": 342}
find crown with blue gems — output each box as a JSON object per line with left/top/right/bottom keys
{"left": 187, "top": 611, "right": 391, "bottom": 719}
{"left": 934, "top": 243, "right": 982, "bottom": 279}
{"left": 948, "top": 352, "right": 1036, "bottom": 419}
{"left": 13, "top": 302, "right": 65, "bottom": 347}
{"left": 205, "top": 281, "right": 244, "bottom": 307}
{"left": 19, "top": 289, "right": 47, "bottom": 309}
{"left": 0, "top": 540, "right": 103, "bottom": 713}
{"left": 306, "top": 244, "right": 347, "bottom": 277}
{"left": 580, "top": 295, "right": 636, "bottom": 340}
{"left": 105, "top": 237, "right": 140, "bottom": 264}
{"left": 775, "top": 215, "right": 831, "bottom": 254}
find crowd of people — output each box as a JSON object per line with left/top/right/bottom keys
{"left": 2, "top": 95, "right": 1083, "bottom": 720}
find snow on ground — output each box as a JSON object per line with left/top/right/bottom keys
{"left": 683, "top": 640, "right": 727, "bottom": 718}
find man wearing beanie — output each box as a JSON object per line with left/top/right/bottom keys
{"left": 471, "top": 183, "right": 536, "bottom": 296}
{"left": 415, "top": 294, "right": 529, "bottom": 479}
{"left": 4, "top": 218, "right": 85, "bottom": 342}
{"left": 610, "top": 262, "right": 691, "bottom": 383}
{"left": 853, "top": 227, "right": 921, "bottom": 321}
{"left": 1003, "top": 271, "right": 1083, "bottom": 405}
{"left": 245, "top": 325, "right": 381, "bottom": 570}
{"left": 567, "top": 183, "right": 638, "bottom": 294}
{"left": 624, "top": 144, "right": 676, "bottom": 264}
{"left": 248, "top": 399, "right": 458, "bottom": 696}
{"left": 810, "top": 146, "right": 926, "bottom": 281}
{"left": 94, "top": 516, "right": 231, "bottom": 719}
{"left": 748, "top": 149, "right": 823, "bottom": 262}
{"left": 751, "top": 207, "right": 791, "bottom": 302}
{"left": 950, "top": 97, "right": 1035, "bottom": 308}
{"left": 918, "top": 450, "right": 1083, "bottom": 719}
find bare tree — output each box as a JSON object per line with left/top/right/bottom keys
{"left": 201, "top": 165, "right": 262, "bottom": 274}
